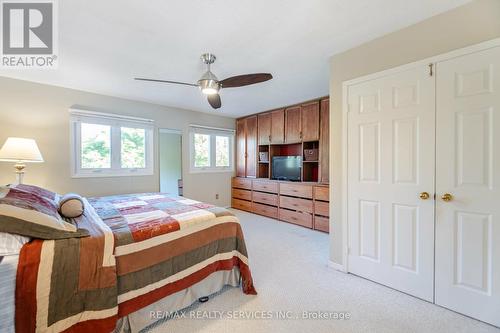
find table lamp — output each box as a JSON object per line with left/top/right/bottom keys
{"left": 0, "top": 137, "right": 44, "bottom": 184}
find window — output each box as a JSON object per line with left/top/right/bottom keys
{"left": 190, "top": 126, "right": 234, "bottom": 173}
{"left": 70, "top": 109, "right": 154, "bottom": 177}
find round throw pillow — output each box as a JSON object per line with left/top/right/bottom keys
{"left": 58, "top": 193, "right": 84, "bottom": 218}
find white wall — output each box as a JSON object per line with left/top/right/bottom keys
{"left": 329, "top": 0, "right": 500, "bottom": 265}
{"left": 0, "top": 77, "right": 235, "bottom": 206}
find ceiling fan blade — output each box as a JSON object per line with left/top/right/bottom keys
{"left": 219, "top": 73, "right": 273, "bottom": 88}
{"left": 134, "top": 78, "right": 198, "bottom": 87}
{"left": 207, "top": 94, "right": 221, "bottom": 109}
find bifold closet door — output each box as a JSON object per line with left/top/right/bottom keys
{"left": 435, "top": 46, "right": 500, "bottom": 327}
{"left": 347, "top": 65, "right": 436, "bottom": 301}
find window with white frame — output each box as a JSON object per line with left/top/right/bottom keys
{"left": 70, "top": 109, "right": 154, "bottom": 177}
{"left": 189, "top": 125, "right": 234, "bottom": 173}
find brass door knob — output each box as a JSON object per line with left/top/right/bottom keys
{"left": 441, "top": 193, "right": 453, "bottom": 202}
{"left": 419, "top": 192, "right": 430, "bottom": 200}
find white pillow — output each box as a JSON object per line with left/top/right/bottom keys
{"left": 0, "top": 232, "right": 30, "bottom": 256}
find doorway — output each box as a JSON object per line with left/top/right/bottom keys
{"left": 159, "top": 129, "right": 182, "bottom": 195}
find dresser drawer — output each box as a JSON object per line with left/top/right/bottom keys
{"left": 314, "top": 216, "right": 329, "bottom": 233}
{"left": 279, "top": 209, "right": 312, "bottom": 228}
{"left": 231, "top": 198, "right": 252, "bottom": 212}
{"left": 279, "top": 183, "right": 313, "bottom": 199}
{"left": 279, "top": 196, "right": 313, "bottom": 213}
{"left": 252, "top": 180, "right": 278, "bottom": 193}
{"left": 314, "top": 186, "right": 329, "bottom": 201}
{"left": 314, "top": 201, "right": 329, "bottom": 217}
{"left": 252, "top": 202, "right": 278, "bottom": 219}
{"left": 232, "top": 188, "right": 252, "bottom": 201}
{"left": 252, "top": 191, "right": 278, "bottom": 206}
{"left": 232, "top": 177, "right": 252, "bottom": 190}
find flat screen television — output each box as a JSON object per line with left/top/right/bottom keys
{"left": 272, "top": 156, "right": 301, "bottom": 181}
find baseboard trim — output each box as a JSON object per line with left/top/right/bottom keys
{"left": 328, "top": 260, "right": 347, "bottom": 273}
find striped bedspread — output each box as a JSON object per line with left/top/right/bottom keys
{"left": 15, "top": 193, "right": 256, "bottom": 332}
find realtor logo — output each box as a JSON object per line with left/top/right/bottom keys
{"left": 1, "top": 0, "right": 58, "bottom": 68}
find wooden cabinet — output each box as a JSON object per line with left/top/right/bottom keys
{"left": 319, "top": 98, "right": 330, "bottom": 183}
{"left": 236, "top": 116, "right": 258, "bottom": 178}
{"left": 313, "top": 185, "right": 329, "bottom": 233}
{"left": 236, "top": 119, "right": 246, "bottom": 177}
{"left": 246, "top": 116, "right": 257, "bottom": 177}
{"left": 258, "top": 113, "right": 271, "bottom": 145}
{"left": 270, "top": 109, "right": 285, "bottom": 144}
{"left": 231, "top": 178, "right": 329, "bottom": 233}
{"left": 258, "top": 109, "right": 285, "bottom": 145}
{"left": 285, "top": 106, "right": 302, "bottom": 143}
{"left": 301, "top": 102, "right": 320, "bottom": 141}
{"left": 236, "top": 97, "right": 329, "bottom": 183}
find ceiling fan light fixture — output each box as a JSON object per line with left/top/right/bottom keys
{"left": 199, "top": 79, "right": 220, "bottom": 95}
{"left": 198, "top": 71, "right": 220, "bottom": 95}
{"left": 201, "top": 86, "right": 219, "bottom": 95}
{"left": 135, "top": 53, "right": 273, "bottom": 109}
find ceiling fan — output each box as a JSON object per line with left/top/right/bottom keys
{"left": 135, "top": 53, "right": 273, "bottom": 109}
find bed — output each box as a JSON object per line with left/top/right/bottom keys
{"left": 1, "top": 188, "right": 256, "bottom": 333}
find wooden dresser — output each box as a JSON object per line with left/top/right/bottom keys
{"left": 231, "top": 177, "right": 330, "bottom": 233}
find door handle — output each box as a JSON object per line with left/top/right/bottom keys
{"left": 441, "top": 193, "right": 453, "bottom": 202}
{"left": 419, "top": 192, "right": 430, "bottom": 200}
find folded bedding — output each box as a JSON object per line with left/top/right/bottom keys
{"left": 15, "top": 192, "right": 256, "bottom": 333}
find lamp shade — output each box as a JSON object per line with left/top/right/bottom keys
{"left": 0, "top": 137, "right": 44, "bottom": 163}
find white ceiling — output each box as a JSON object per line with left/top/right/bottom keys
{"left": 0, "top": 0, "right": 471, "bottom": 117}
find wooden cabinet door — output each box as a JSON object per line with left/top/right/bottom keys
{"left": 245, "top": 116, "right": 258, "bottom": 177}
{"left": 319, "top": 98, "right": 329, "bottom": 183}
{"left": 258, "top": 113, "right": 271, "bottom": 145}
{"left": 285, "top": 106, "right": 301, "bottom": 143}
{"left": 301, "top": 102, "right": 320, "bottom": 141}
{"left": 236, "top": 119, "right": 246, "bottom": 177}
{"left": 270, "top": 109, "right": 285, "bottom": 144}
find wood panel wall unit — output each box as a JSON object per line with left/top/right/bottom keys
{"left": 235, "top": 116, "right": 258, "bottom": 178}
{"left": 319, "top": 98, "right": 329, "bottom": 184}
{"left": 258, "top": 112, "right": 271, "bottom": 145}
{"left": 270, "top": 109, "right": 285, "bottom": 144}
{"left": 285, "top": 106, "right": 302, "bottom": 143}
{"left": 301, "top": 101, "right": 320, "bottom": 141}
{"left": 236, "top": 119, "right": 246, "bottom": 177}
{"left": 231, "top": 177, "right": 329, "bottom": 233}
{"left": 236, "top": 96, "right": 329, "bottom": 184}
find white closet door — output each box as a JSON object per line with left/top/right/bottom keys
{"left": 347, "top": 65, "right": 436, "bottom": 301}
{"left": 435, "top": 46, "right": 500, "bottom": 327}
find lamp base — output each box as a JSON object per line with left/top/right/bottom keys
{"left": 14, "top": 163, "right": 26, "bottom": 185}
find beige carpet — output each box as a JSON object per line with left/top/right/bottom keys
{"left": 150, "top": 209, "right": 499, "bottom": 333}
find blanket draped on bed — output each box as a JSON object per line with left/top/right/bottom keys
{"left": 15, "top": 194, "right": 256, "bottom": 333}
